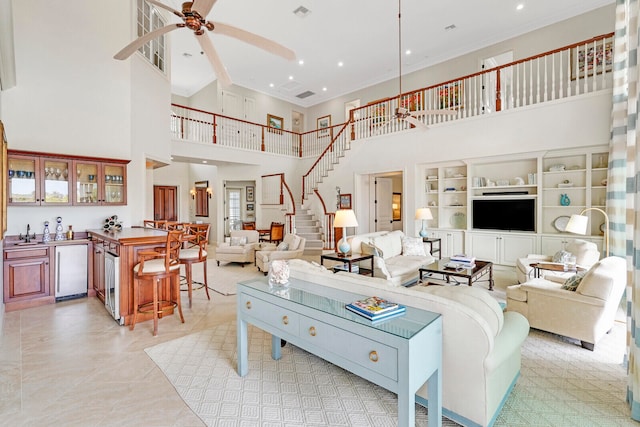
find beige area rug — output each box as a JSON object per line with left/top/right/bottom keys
{"left": 146, "top": 318, "right": 633, "bottom": 426}
{"left": 183, "top": 255, "right": 265, "bottom": 296}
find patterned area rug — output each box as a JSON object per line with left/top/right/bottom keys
{"left": 145, "top": 320, "right": 632, "bottom": 426}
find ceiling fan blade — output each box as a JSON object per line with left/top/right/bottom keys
{"left": 193, "top": 0, "right": 217, "bottom": 18}
{"left": 146, "top": 0, "right": 184, "bottom": 18}
{"left": 411, "top": 109, "right": 457, "bottom": 117}
{"left": 114, "top": 23, "right": 182, "bottom": 60}
{"left": 404, "top": 116, "right": 429, "bottom": 130}
{"left": 211, "top": 22, "right": 296, "bottom": 61}
{"left": 196, "top": 33, "right": 232, "bottom": 87}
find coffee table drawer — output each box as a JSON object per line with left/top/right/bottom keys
{"left": 298, "top": 316, "right": 398, "bottom": 381}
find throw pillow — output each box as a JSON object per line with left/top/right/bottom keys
{"left": 552, "top": 250, "right": 571, "bottom": 263}
{"left": 276, "top": 242, "right": 289, "bottom": 251}
{"left": 562, "top": 271, "right": 586, "bottom": 291}
{"left": 230, "top": 236, "right": 245, "bottom": 246}
{"left": 402, "top": 236, "right": 427, "bottom": 256}
{"left": 361, "top": 242, "right": 383, "bottom": 257}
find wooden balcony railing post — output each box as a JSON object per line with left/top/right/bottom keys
{"left": 261, "top": 127, "right": 265, "bottom": 151}
{"left": 180, "top": 116, "right": 185, "bottom": 140}
{"left": 213, "top": 115, "right": 217, "bottom": 144}
{"left": 495, "top": 68, "right": 502, "bottom": 112}
{"left": 298, "top": 133, "right": 303, "bottom": 158}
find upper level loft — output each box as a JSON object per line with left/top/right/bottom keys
{"left": 170, "top": 32, "right": 614, "bottom": 161}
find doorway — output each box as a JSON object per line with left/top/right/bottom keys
{"left": 481, "top": 51, "right": 513, "bottom": 113}
{"left": 153, "top": 185, "right": 177, "bottom": 221}
{"left": 363, "top": 171, "right": 403, "bottom": 233}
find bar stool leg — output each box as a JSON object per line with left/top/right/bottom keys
{"left": 203, "top": 261, "right": 210, "bottom": 300}
{"left": 130, "top": 278, "right": 138, "bottom": 331}
{"left": 185, "top": 264, "right": 193, "bottom": 308}
{"left": 152, "top": 277, "right": 159, "bottom": 336}
{"left": 173, "top": 274, "right": 185, "bottom": 323}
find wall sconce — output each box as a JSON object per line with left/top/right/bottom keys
{"left": 206, "top": 187, "right": 213, "bottom": 199}
{"left": 190, "top": 188, "right": 197, "bottom": 200}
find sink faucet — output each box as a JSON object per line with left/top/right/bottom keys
{"left": 19, "top": 224, "right": 36, "bottom": 243}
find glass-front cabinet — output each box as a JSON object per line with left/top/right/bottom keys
{"left": 8, "top": 150, "right": 128, "bottom": 207}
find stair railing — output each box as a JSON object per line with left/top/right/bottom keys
{"left": 314, "top": 189, "right": 335, "bottom": 250}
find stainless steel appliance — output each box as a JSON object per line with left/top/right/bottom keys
{"left": 55, "top": 245, "right": 88, "bottom": 301}
{"left": 105, "top": 251, "right": 122, "bottom": 324}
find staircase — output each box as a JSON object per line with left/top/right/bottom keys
{"left": 293, "top": 204, "right": 324, "bottom": 258}
{"left": 302, "top": 122, "right": 351, "bottom": 199}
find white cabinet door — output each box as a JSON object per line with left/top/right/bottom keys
{"left": 429, "top": 230, "right": 464, "bottom": 258}
{"left": 467, "top": 232, "right": 500, "bottom": 263}
{"left": 500, "top": 234, "right": 537, "bottom": 266}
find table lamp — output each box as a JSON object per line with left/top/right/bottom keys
{"left": 415, "top": 208, "right": 433, "bottom": 238}
{"left": 334, "top": 209, "right": 358, "bottom": 256}
{"left": 564, "top": 207, "right": 609, "bottom": 257}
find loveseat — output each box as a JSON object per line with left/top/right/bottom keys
{"left": 215, "top": 230, "right": 260, "bottom": 266}
{"left": 346, "top": 230, "right": 435, "bottom": 286}
{"left": 288, "top": 258, "right": 530, "bottom": 427}
{"left": 515, "top": 239, "right": 600, "bottom": 283}
{"left": 506, "top": 256, "right": 626, "bottom": 350}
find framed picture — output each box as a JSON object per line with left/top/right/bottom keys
{"left": 571, "top": 41, "right": 613, "bottom": 80}
{"left": 267, "top": 114, "right": 283, "bottom": 134}
{"left": 317, "top": 115, "right": 331, "bottom": 138}
{"left": 439, "top": 82, "right": 463, "bottom": 110}
{"left": 392, "top": 193, "right": 401, "bottom": 221}
{"left": 246, "top": 186, "right": 254, "bottom": 202}
{"left": 400, "top": 91, "right": 423, "bottom": 112}
{"left": 367, "top": 99, "right": 388, "bottom": 126}
{"left": 339, "top": 194, "right": 352, "bottom": 209}
{"left": 246, "top": 203, "right": 254, "bottom": 211}
{"left": 0, "top": 121, "right": 6, "bottom": 238}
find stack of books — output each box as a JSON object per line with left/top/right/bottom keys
{"left": 450, "top": 254, "right": 476, "bottom": 268}
{"left": 334, "top": 263, "right": 359, "bottom": 273}
{"left": 346, "top": 296, "right": 406, "bottom": 322}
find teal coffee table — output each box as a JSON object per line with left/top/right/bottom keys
{"left": 237, "top": 278, "right": 443, "bottom": 427}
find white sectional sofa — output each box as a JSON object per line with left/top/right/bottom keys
{"left": 288, "top": 259, "right": 530, "bottom": 427}
{"left": 346, "top": 230, "right": 436, "bottom": 286}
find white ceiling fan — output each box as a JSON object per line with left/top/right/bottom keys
{"left": 114, "top": 0, "right": 296, "bottom": 86}
{"left": 382, "top": 0, "right": 456, "bottom": 131}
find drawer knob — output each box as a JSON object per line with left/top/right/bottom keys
{"left": 369, "top": 351, "right": 379, "bottom": 363}
{"left": 282, "top": 315, "right": 289, "bottom": 325}
{"left": 308, "top": 326, "right": 316, "bottom": 336}
{"left": 245, "top": 301, "right": 252, "bottom": 309}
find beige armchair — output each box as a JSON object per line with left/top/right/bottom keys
{"left": 506, "top": 256, "right": 626, "bottom": 350}
{"left": 215, "top": 230, "right": 259, "bottom": 267}
{"left": 515, "top": 239, "right": 600, "bottom": 283}
{"left": 256, "top": 234, "right": 306, "bottom": 275}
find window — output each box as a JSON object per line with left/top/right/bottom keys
{"left": 136, "top": 0, "right": 166, "bottom": 72}
{"left": 226, "top": 188, "right": 241, "bottom": 235}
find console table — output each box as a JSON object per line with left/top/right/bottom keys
{"left": 237, "top": 278, "right": 443, "bottom": 427}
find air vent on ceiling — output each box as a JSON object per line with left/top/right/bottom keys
{"left": 444, "top": 24, "right": 457, "bottom": 31}
{"left": 296, "top": 90, "right": 315, "bottom": 99}
{"left": 293, "top": 6, "right": 311, "bottom": 18}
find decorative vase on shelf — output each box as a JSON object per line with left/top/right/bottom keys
{"left": 42, "top": 221, "right": 51, "bottom": 243}
{"left": 54, "top": 216, "right": 65, "bottom": 240}
{"left": 560, "top": 194, "right": 571, "bottom": 206}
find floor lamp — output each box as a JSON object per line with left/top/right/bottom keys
{"left": 564, "top": 207, "right": 609, "bottom": 257}
{"left": 334, "top": 209, "right": 358, "bottom": 257}
{"left": 415, "top": 208, "right": 433, "bottom": 238}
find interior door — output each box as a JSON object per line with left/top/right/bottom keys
{"left": 153, "top": 185, "right": 177, "bottom": 221}
{"left": 225, "top": 187, "right": 241, "bottom": 236}
{"left": 375, "top": 178, "right": 393, "bottom": 232}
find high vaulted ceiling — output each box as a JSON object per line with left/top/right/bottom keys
{"left": 164, "top": 0, "right": 614, "bottom": 107}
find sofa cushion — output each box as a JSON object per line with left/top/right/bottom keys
{"left": 373, "top": 232, "right": 403, "bottom": 259}
{"left": 384, "top": 255, "right": 425, "bottom": 278}
{"left": 402, "top": 236, "right": 427, "bottom": 256}
{"left": 276, "top": 242, "right": 289, "bottom": 251}
{"left": 576, "top": 258, "right": 622, "bottom": 300}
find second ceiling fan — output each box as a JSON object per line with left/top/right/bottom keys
{"left": 114, "top": 0, "right": 296, "bottom": 86}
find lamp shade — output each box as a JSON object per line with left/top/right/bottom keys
{"left": 415, "top": 208, "right": 433, "bottom": 220}
{"left": 334, "top": 209, "right": 358, "bottom": 228}
{"left": 564, "top": 214, "right": 589, "bottom": 235}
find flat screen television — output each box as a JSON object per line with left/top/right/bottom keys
{"left": 472, "top": 198, "right": 535, "bottom": 232}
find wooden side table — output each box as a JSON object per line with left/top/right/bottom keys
{"left": 530, "top": 262, "right": 586, "bottom": 278}
{"left": 321, "top": 253, "right": 374, "bottom": 276}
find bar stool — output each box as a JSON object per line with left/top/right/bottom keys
{"left": 130, "top": 229, "right": 184, "bottom": 336}
{"left": 179, "top": 223, "right": 211, "bottom": 308}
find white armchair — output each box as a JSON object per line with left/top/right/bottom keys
{"left": 215, "top": 230, "right": 260, "bottom": 267}
{"left": 507, "top": 256, "right": 626, "bottom": 350}
{"left": 515, "top": 239, "right": 600, "bottom": 283}
{"left": 256, "top": 234, "right": 306, "bottom": 274}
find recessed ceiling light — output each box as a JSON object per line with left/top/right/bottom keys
{"left": 405, "top": 49, "right": 411, "bottom": 55}
{"left": 516, "top": 4, "right": 524, "bottom": 10}
{"left": 269, "top": 83, "right": 274, "bottom": 88}
{"left": 298, "top": 59, "right": 304, "bottom": 65}
{"left": 289, "top": 75, "right": 294, "bottom": 80}
{"left": 202, "top": 160, "right": 207, "bottom": 164}
{"left": 338, "top": 61, "right": 344, "bottom": 67}
{"left": 322, "top": 87, "right": 327, "bottom": 92}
